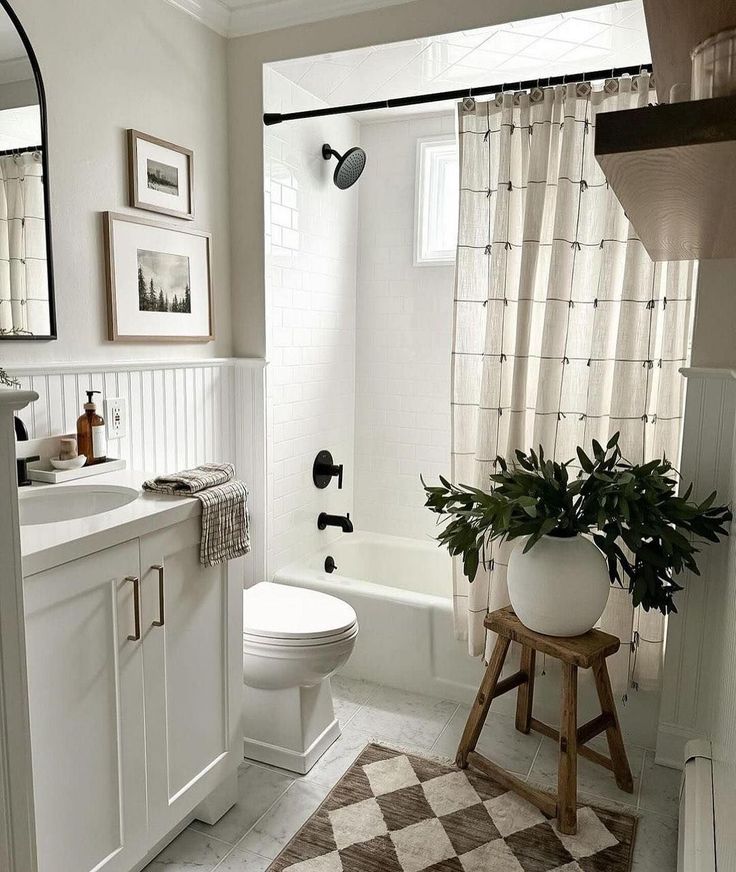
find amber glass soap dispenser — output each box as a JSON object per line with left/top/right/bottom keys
{"left": 77, "top": 390, "right": 107, "bottom": 465}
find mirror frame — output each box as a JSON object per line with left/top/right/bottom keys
{"left": 0, "top": 0, "right": 56, "bottom": 340}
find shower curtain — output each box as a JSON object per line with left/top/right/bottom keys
{"left": 0, "top": 150, "right": 48, "bottom": 336}
{"left": 451, "top": 74, "right": 695, "bottom": 690}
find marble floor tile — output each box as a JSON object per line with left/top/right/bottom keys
{"left": 214, "top": 845, "right": 272, "bottom": 871}
{"left": 431, "top": 705, "right": 542, "bottom": 777}
{"left": 143, "top": 828, "right": 230, "bottom": 871}
{"left": 301, "top": 723, "right": 375, "bottom": 788}
{"left": 144, "top": 678, "right": 675, "bottom": 872}
{"left": 190, "top": 762, "right": 295, "bottom": 845}
{"left": 349, "top": 684, "right": 459, "bottom": 749}
{"left": 631, "top": 811, "right": 678, "bottom": 871}
{"left": 238, "top": 781, "right": 330, "bottom": 859}
{"left": 527, "top": 735, "right": 645, "bottom": 807}
{"left": 638, "top": 751, "right": 681, "bottom": 820}
{"left": 331, "top": 674, "right": 380, "bottom": 725}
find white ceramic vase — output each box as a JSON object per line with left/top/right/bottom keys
{"left": 507, "top": 533, "right": 610, "bottom": 637}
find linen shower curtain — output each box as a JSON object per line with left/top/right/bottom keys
{"left": 0, "top": 150, "right": 49, "bottom": 336}
{"left": 451, "top": 74, "right": 695, "bottom": 690}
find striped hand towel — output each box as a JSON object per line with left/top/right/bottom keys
{"left": 143, "top": 462, "right": 250, "bottom": 567}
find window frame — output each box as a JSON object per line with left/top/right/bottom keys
{"left": 413, "top": 133, "right": 459, "bottom": 267}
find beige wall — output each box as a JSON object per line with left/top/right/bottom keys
{"left": 1, "top": 0, "right": 231, "bottom": 365}
{"left": 227, "top": 0, "right": 613, "bottom": 358}
{"left": 691, "top": 260, "right": 736, "bottom": 369}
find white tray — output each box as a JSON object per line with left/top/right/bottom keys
{"left": 28, "top": 458, "right": 126, "bottom": 483}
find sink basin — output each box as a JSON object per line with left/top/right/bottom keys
{"left": 19, "top": 485, "right": 139, "bottom": 526}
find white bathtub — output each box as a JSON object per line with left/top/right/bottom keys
{"left": 272, "top": 531, "right": 485, "bottom": 704}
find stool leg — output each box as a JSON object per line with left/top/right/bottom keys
{"left": 515, "top": 646, "right": 536, "bottom": 734}
{"left": 456, "top": 634, "right": 510, "bottom": 769}
{"left": 558, "top": 663, "right": 578, "bottom": 835}
{"left": 592, "top": 656, "right": 634, "bottom": 793}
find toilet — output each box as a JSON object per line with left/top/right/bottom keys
{"left": 242, "top": 582, "right": 359, "bottom": 774}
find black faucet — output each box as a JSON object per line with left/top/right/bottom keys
{"left": 14, "top": 416, "right": 38, "bottom": 487}
{"left": 317, "top": 512, "right": 353, "bottom": 532}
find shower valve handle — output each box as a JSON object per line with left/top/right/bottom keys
{"left": 313, "top": 450, "right": 344, "bottom": 489}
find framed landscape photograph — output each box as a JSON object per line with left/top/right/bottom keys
{"left": 104, "top": 212, "right": 213, "bottom": 342}
{"left": 128, "top": 129, "right": 194, "bottom": 220}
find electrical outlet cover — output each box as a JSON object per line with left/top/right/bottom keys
{"left": 104, "top": 397, "right": 127, "bottom": 440}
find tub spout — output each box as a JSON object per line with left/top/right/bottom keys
{"left": 318, "top": 512, "right": 353, "bottom": 532}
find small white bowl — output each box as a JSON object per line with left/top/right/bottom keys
{"left": 50, "top": 455, "right": 87, "bottom": 470}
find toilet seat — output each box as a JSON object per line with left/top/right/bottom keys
{"left": 243, "top": 582, "right": 358, "bottom": 646}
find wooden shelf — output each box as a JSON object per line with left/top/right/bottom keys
{"left": 595, "top": 95, "right": 736, "bottom": 261}
{"left": 643, "top": 0, "right": 735, "bottom": 103}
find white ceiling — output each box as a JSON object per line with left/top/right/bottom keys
{"left": 269, "top": 0, "right": 651, "bottom": 115}
{"left": 165, "top": 0, "right": 418, "bottom": 38}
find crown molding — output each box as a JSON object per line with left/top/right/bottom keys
{"left": 228, "top": 0, "right": 416, "bottom": 37}
{"left": 163, "top": 0, "right": 416, "bottom": 38}
{"left": 162, "top": 0, "right": 231, "bottom": 37}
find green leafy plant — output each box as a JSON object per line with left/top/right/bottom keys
{"left": 0, "top": 366, "right": 18, "bottom": 388}
{"left": 423, "top": 434, "right": 732, "bottom": 614}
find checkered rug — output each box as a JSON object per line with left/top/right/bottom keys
{"left": 267, "top": 744, "right": 637, "bottom": 872}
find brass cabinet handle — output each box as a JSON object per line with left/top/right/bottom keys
{"left": 151, "top": 564, "right": 165, "bottom": 627}
{"left": 126, "top": 576, "right": 141, "bottom": 641}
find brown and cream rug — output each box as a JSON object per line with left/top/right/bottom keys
{"left": 267, "top": 743, "right": 637, "bottom": 872}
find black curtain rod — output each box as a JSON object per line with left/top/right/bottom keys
{"left": 264, "top": 62, "right": 653, "bottom": 126}
{"left": 0, "top": 144, "right": 42, "bottom": 157}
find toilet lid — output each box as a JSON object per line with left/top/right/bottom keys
{"left": 244, "top": 582, "right": 358, "bottom": 641}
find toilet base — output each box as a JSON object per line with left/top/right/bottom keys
{"left": 243, "top": 678, "right": 341, "bottom": 774}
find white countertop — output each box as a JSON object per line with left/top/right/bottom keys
{"left": 20, "top": 469, "right": 201, "bottom": 576}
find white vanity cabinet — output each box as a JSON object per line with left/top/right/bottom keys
{"left": 140, "top": 517, "right": 241, "bottom": 844}
{"left": 24, "top": 518, "right": 241, "bottom": 872}
{"left": 24, "top": 539, "right": 148, "bottom": 872}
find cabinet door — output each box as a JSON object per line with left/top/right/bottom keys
{"left": 140, "top": 518, "right": 239, "bottom": 841}
{"left": 24, "top": 540, "right": 147, "bottom": 872}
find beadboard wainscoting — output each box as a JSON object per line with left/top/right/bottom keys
{"left": 657, "top": 368, "right": 736, "bottom": 769}
{"left": 10, "top": 358, "right": 267, "bottom": 586}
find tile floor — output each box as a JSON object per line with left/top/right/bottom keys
{"left": 144, "top": 675, "right": 679, "bottom": 871}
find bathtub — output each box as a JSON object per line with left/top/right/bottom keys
{"left": 272, "top": 531, "right": 485, "bottom": 704}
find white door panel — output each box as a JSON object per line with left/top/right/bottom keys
{"left": 24, "top": 540, "right": 147, "bottom": 872}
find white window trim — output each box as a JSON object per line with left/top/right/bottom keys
{"left": 414, "top": 134, "right": 458, "bottom": 267}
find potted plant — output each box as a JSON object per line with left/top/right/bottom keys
{"left": 423, "top": 434, "right": 732, "bottom": 636}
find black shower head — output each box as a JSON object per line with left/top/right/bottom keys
{"left": 322, "top": 143, "right": 366, "bottom": 189}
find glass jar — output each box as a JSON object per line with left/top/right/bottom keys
{"left": 691, "top": 26, "right": 736, "bottom": 99}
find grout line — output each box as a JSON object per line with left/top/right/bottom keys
{"left": 191, "top": 773, "right": 296, "bottom": 857}
{"left": 186, "top": 828, "right": 241, "bottom": 849}
{"left": 522, "top": 737, "right": 544, "bottom": 781}
{"left": 634, "top": 749, "right": 649, "bottom": 811}
{"left": 212, "top": 842, "right": 273, "bottom": 872}
{"left": 338, "top": 700, "right": 364, "bottom": 730}
{"left": 429, "top": 702, "right": 461, "bottom": 754}
{"left": 225, "top": 779, "right": 299, "bottom": 856}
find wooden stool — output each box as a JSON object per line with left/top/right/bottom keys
{"left": 456, "top": 607, "right": 633, "bottom": 835}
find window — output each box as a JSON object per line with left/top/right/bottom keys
{"left": 414, "top": 135, "right": 459, "bottom": 266}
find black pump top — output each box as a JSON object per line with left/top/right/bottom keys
{"left": 84, "top": 389, "right": 102, "bottom": 410}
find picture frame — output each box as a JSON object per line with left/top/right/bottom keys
{"left": 103, "top": 212, "right": 213, "bottom": 342}
{"left": 128, "top": 129, "right": 194, "bottom": 220}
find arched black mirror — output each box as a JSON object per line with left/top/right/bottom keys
{"left": 0, "top": 0, "right": 54, "bottom": 339}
